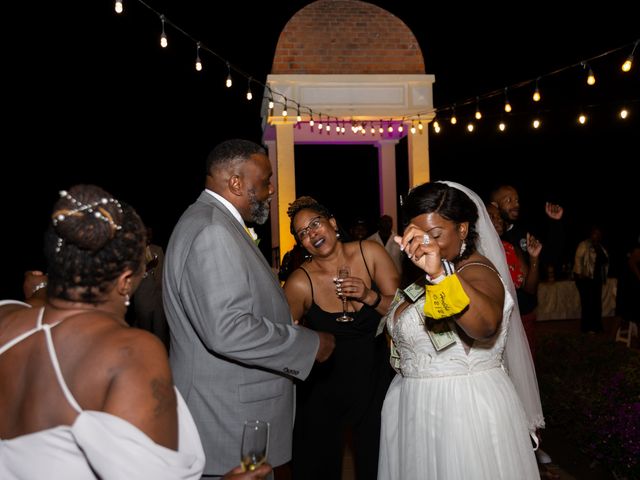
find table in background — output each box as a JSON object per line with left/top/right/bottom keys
{"left": 536, "top": 278, "right": 617, "bottom": 321}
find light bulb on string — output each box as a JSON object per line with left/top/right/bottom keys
{"left": 282, "top": 100, "right": 288, "bottom": 118}
{"left": 246, "top": 78, "right": 253, "bottom": 101}
{"left": 410, "top": 122, "right": 416, "bottom": 135}
{"left": 533, "top": 78, "right": 541, "bottom": 102}
{"left": 467, "top": 123, "right": 474, "bottom": 133}
{"left": 225, "top": 62, "right": 232, "bottom": 88}
{"left": 621, "top": 41, "right": 638, "bottom": 72}
{"left": 309, "top": 110, "right": 314, "bottom": 127}
{"left": 159, "top": 15, "right": 168, "bottom": 48}
{"left": 498, "top": 121, "right": 506, "bottom": 132}
{"left": 532, "top": 118, "right": 541, "bottom": 129}
{"left": 115, "top": 0, "right": 123, "bottom": 14}
{"left": 195, "top": 43, "right": 202, "bottom": 72}
{"left": 619, "top": 107, "right": 629, "bottom": 119}
{"left": 581, "top": 61, "right": 595, "bottom": 85}
{"left": 450, "top": 105, "right": 457, "bottom": 125}
{"left": 296, "top": 103, "right": 302, "bottom": 122}
{"left": 475, "top": 97, "right": 482, "bottom": 120}
{"left": 398, "top": 123, "right": 404, "bottom": 133}
{"left": 504, "top": 88, "right": 512, "bottom": 113}
{"left": 578, "top": 113, "right": 587, "bottom": 125}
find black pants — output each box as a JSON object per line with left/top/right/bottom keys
{"left": 575, "top": 278, "right": 604, "bottom": 332}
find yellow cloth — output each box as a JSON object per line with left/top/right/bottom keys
{"left": 424, "top": 274, "right": 470, "bottom": 319}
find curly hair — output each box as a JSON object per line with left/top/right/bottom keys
{"left": 44, "top": 184, "right": 146, "bottom": 304}
{"left": 286, "top": 196, "right": 333, "bottom": 239}
{"left": 403, "top": 182, "right": 478, "bottom": 262}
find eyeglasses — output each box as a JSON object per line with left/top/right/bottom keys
{"left": 296, "top": 216, "right": 324, "bottom": 240}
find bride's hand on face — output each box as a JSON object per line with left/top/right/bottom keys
{"left": 394, "top": 225, "right": 443, "bottom": 276}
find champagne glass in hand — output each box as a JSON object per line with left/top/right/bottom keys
{"left": 241, "top": 420, "right": 269, "bottom": 472}
{"left": 336, "top": 265, "right": 353, "bottom": 322}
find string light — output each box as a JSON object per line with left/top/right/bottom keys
{"left": 533, "top": 118, "right": 541, "bottom": 129}
{"left": 475, "top": 97, "right": 482, "bottom": 120}
{"left": 619, "top": 107, "right": 629, "bottom": 119}
{"left": 467, "top": 123, "right": 474, "bottom": 132}
{"left": 159, "top": 15, "right": 168, "bottom": 48}
{"left": 581, "top": 62, "right": 596, "bottom": 85}
{"left": 498, "top": 121, "right": 506, "bottom": 132}
{"left": 504, "top": 88, "right": 512, "bottom": 113}
{"left": 532, "top": 77, "right": 541, "bottom": 102}
{"left": 621, "top": 40, "right": 638, "bottom": 72}
{"left": 225, "top": 62, "right": 232, "bottom": 88}
{"left": 578, "top": 113, "right": 587, "bottom": 124}
{"left": 246, "top": 77, "right": 253, "bottom": 101}
{"left": 195, "top": 42, "right": 202, "bottom": 71}
{"left": 117, "top": 2, "right": 637, "bottom": 140}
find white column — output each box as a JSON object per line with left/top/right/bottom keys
{"left": 376, "top": 139, "right": 399, "bottom": 231}
{"left": 274, "top": 123, "right": 296, "bottom": 263}
{"left": 407, "top": 129, "right": 430, "bottom": 188}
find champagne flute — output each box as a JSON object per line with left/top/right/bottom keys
{"left": 241, "top": 420, "right": 269, "bottom": 472}
{"left": 336, "top": 265, "right": 353, "bottom": 322}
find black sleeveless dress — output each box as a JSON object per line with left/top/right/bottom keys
{"left": 292, "top": 243, "right": 392, "bottom": 480}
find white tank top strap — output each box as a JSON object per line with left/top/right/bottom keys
{"left": 42, "top": 322, "right": 82, "bottom": 413}
{"left": 0, "top": 301, "right": 82, "bottom": 413}
{"left": 457, "top": 261, "right": 499, "bottom": 276}
{"left": 0, "top": 301, "right": 36, "bottom": 355}
{"left": 0, "top": 299, "right": 31, "bottom": 308}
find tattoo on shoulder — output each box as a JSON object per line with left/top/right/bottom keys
{"left": 151, "top": 378, "right": 174, "bottom": 417}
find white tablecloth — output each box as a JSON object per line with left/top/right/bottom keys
{"left": 536, "top": 278, "right": 617, "bottom": 321}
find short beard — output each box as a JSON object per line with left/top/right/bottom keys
{"left": 248, "top": 189, "right": 271, "bottom": 225}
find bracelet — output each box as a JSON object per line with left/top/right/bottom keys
{"left": 426, "top": 271, "right": 446, "bottom": 284}
{"left": 32, "top": 281, "right": 48, "bottom": 295}
{"left": 368, "top": 290, "right": 382, "bottom": 309}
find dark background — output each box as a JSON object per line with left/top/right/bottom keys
{"left": 2, "top": 0, "right": 638, "bottom": 298}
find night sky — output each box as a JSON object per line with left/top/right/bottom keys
{"left": 2, "top": 0, "right": 638, "bottom": 298}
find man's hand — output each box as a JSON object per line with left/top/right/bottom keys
{"left": 545, "top": 202, "right": 563, "bottom": 220}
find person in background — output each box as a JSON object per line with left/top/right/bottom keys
{"left": 490, "top": 184, "right": 558, "bottom": 469}
{"left": 163, "top": 139, "right": 335, "bottom": 478}
{"left": 368, "top": 214, "right": 403, "bottom": 279}
{"left": 573, "top": 225, "right": 609, "bottom": 333}
{"left": 349, "top": 217, "right": 369, "bottom": 241}
{"left": 1, "top": 184, "right": 271, "bottom": 479}
{"left": 284, "top": 196, "right": 398, "bottom": 480}
{"left": 379, "top": 181, "right": 543, "bottom": 480}
{"left": 487, "top": 203, "right": 542, "bottom": 351}
{"left": 278, "top": 243, "right": 310, "bottom": 283}
{"left": 130, "top": 226, "right": 169, "bottom": 350}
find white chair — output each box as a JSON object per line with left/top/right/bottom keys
{"left": 615, "top": 321, "right": 638, "bottom": 347}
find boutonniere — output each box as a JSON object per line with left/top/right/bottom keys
{"left": 247, "top": 227, "right": 260, "bottom": 246}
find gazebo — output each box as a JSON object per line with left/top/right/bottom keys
{"left": 261, "top": 0, "right": 435, "bottom": 262}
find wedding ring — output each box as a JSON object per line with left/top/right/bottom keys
{"left": 422, "top": 234, "right": 430, "bottom": 245}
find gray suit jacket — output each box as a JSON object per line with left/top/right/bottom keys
{"left": 163, "top": 191, "right": 319, "bottom": 475}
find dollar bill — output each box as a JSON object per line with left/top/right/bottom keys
{"left": 403, "top": 280, "right": 425, "bottom": 303}
{"left": 409, "top": 304, "right": 456, "bottom": 351}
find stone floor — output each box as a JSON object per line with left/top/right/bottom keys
{"left": 338, "top": 316, "right": 629, "bottom": 480}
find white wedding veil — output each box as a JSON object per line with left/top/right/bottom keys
{"left": 440, "top": 181, "right": 545, "bottom": 434}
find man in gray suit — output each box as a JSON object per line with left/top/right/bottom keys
{"left": 164, "top": 139, "right": 335, "bottom": 478}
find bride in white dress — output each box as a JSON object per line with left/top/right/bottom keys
{"left": 378, "top": 181, "right": 544, "bottom": 480}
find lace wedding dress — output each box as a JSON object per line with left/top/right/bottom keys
{"left": 378, "top": 284, "right": 539, "bottom": 480}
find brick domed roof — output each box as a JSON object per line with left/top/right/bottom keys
{"left": 272, "top": 0, "right": 425, "bottom": 74}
